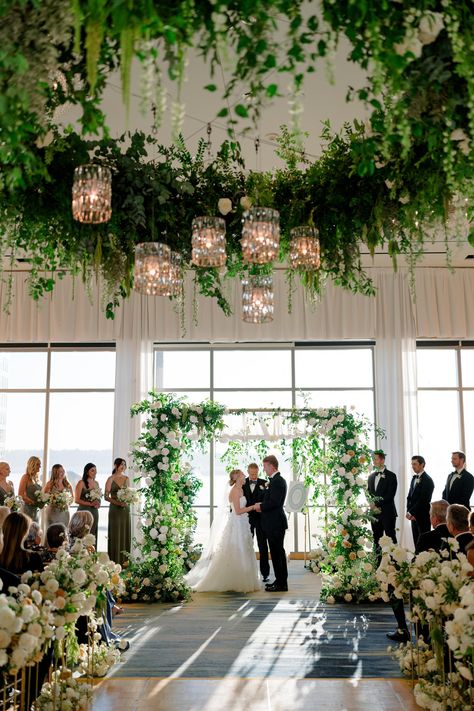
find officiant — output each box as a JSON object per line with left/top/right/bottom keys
{"left": 243, "top": 463, "right": 270, "bottom": 582}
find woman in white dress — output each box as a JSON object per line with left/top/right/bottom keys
{"left": 185, "top": 469, "right": 261, "bottom": 593}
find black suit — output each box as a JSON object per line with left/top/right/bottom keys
{"left": 406, "top": 471, "right": 434, "bottom": 546}
{"left": 415, "top": 523, "right": 450, "bottom": 554}
{"left": 260, "top": 472, "right": 288, "bottom": 587}
{"left": 367, "top": 468, "right": 398, "bottom": 550}
{"left": 243, "top": 477, "right": 270, "bottom": 579}
{"left": 442, "top": 469, "right": 474, "bottom": 509}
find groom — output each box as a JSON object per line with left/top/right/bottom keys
{"left": 243, "top": 462, "right": 270, "bottom": 582}
{"left": 254, "top": 455, "right": 288, "bottom": 592}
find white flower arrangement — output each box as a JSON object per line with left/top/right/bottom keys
{"left": 3, "top": 494, "right": 24, "bottom": 511}
{"left": 87, "top": 487, "right": 102, "bottom": 503}
{"left": 116, "top": 486, "right": 141, "bottom": 506}
{"left": 35, "top": 490, "right": 51, "bottom": 507}
{"left": 49, "top": 490, "right": 73, "bottom": 511}
{"left": 0, "top": 582, "right": 55, "bottom": 673}
{"left": 35, "top": 670, "right": 94, "bottom": 710}
{"left": 77, "top": 640, "right": 121, "bottom": 677}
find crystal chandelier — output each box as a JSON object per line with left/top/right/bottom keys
{"left": 72, "top": 164, "right": 112, "bottom": 224}
{"left": 241, "top": 207, "right": 280, "bottom": 264}
{"left": 133, "top": 242, "right": 173, "bottom": 295}
{"left": 191, "top": 216, "right": 227, "bottom": 267}
{"left": 241, "top": 274, "right": 274, "bottom": 323}
{"left": 289, "top": 226, "right": 321, "bottom": 270}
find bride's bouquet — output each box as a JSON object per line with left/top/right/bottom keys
{"left": 4, "top": 494, "right": 23, "bottom": 512}
{"left": 116, "top": 486, "right": 140, "bottom": 506}
{"left": 34, "top": 490, "right": 50, "bottom": 508}
{"left": 88, "top": 487, "right": 103, "bottom": 503}
{"left": 50, "top": 490, "right": 73, "bottom": 511}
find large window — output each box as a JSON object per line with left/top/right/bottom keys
{"left": 0, "top": 345, "right": 116, "bottom": 550}
{"left": 154, "top": 343, "right": 376, "bottom": 552}
{"left": 417, "top": 342, "right": 474, "bottom": 498}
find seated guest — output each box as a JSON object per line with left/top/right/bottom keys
{"left": 68, "top": 510, "right": 94, "bottom": 549}
{"left": 0, "top": 505, "right": 10, "bottom": 532}
{"left": 68, "top": 511, "right": 128, "bottom": 650}
{"left": 0, "top": 512, "right": 43, "bottom": 575}
{"left": 23, "top": 521, "right": 44, "bottom": 551}
{"left": 42, "top": 523, "right": 68, "bottom": 563}
{"left": 445, "top": 504, "right": 474, "bottom": 556}
{"left": 416, "top": 500, "right": 450, "bottom": 553}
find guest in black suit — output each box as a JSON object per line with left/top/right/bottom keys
{"left": 442, "top": 451, "right": 474, "bottom": 509}
{"left": 445, "top": 504, "right": 474, "bottom": 556}
{"left": 388, "top": 499, "right": 451, "bottom": 643}
{"left": 406, "top": 455, "right": 434, "bottom": 547}
{"left": 367, "top": 450, "right": 398, "bottom": 557}
{"left": 242, "top": 463, "right": 270, "bottom": 582}
{"left": 254, "top": 455, "right": 288, "bottom": 592}
{"left": 415, "top": 499, "right": 450, "bottom": 554}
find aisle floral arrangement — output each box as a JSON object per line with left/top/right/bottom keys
{"left": 375, "top": 537, "right": 474, "bottom": 710}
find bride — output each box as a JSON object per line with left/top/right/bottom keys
{"left": 184, "top": 469, "right": 261, "bottom": 592}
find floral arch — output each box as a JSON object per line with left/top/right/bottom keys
{"left": 122, "top": 392, "right": 378, "bottom": 603}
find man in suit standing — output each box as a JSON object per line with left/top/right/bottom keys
{"left": 254, "top": 454, "right": 288, "bottom": 592}
{"left": 442, "top": 451, "right": 474, "bottom": 509}
{"left": 415, "top": 499, "right": 450, "bottom": 553}
{"left": 243, "top": 462, "right": 270, "bottom": 582}
{"left": 406, "top": 455, "right": 434, "bottom": 547}
{"left": 367, "top": 449, "right": 398, "bottom": 557}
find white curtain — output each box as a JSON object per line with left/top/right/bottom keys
{"left": 374, "top": 272, "right": 418, "bottom": 548}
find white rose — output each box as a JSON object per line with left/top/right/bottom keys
{"left": 344, "top": 593, "right": 353, "bottom": 602}
{"left": 55, "top": 626, "right": 66, "bottom": 641}
{"left": 160, "top": 414, "right": 167, "bottom": 422}
{"left": 27, "top": 622, "right": 42, "bottom": 638}
{"left": 72, "top": 569, "right": 87, "bottom": 585}
{"left": 18, "top": 633, "right": 37, "bottom": 653}
{"left": 160, "top": 526, "right": 168, "bottom": 533}
{"left": 45, "top": 579, "right": 59, "bottom": 594}
{"left": 171, "top": 407, "right": 180, "bottom": 416}
{"left": 218, "top": 197, "right": 232, "bottom": 215}
{"left": 159, "top": 564, "right": 168, "bottom": 574}
{"left": 142, "top": 578, "right": 151, "bottom": 587}
{"left": 149, "top": 427, "right": 158, "bottom": 437}
{"left": 149, "top": 528, "right": 159, "bottom": 540}
{"left": 158, "top": 533, "right": 167, "bottom": 543}
{"left": 0, "top": 630, "right": 11, "bottom": 648}
{"left": 171, "top": 473, "right": 180, "bottom": 482}
{"left": 150, "top": 550, "right": 159, "bottom": 559}
{"left": 326, "top": 595, "right": 335, "bottom": 604}
{"left": 189, "top": 415, "right": 198, "bottom": 424}
{"left": 418, "top": 11, "right": 444, "bottom": 45}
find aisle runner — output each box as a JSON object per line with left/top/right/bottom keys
{"left": 112, "top": 598, "right": 402, "bottom": 679}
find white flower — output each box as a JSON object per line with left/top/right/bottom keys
{"left": 326, "top": 595, "right": 335, "bottom": 604}
{"left": 159, "top": 526, "right": 168, "bottom": 533}
{"left": 0, "top": 630, "right": 11, "bottom": 648}
{"left": 160, "top": 414, "right": 167, "bottom": 422}
{"left": 45, "top": 579, "right": 59, "bottom": 594}
{"left": 189, "top": 415, "right": 198, "bottom": 424}
{"left": 171, "top": 407, "right": 180, "bottom": 416}
{"left": 418, "top": 12, "right": 444, "bottom": 45}
{"left": 159, "top": 564, "right": 168, "bottom": 574}
{"left": 171, "top": 473, "right": 180, "bottom": 482}
{"left": 344, "top": 593, "right": 352, "bottom": 602}
{"left": 218, "top": 198, "right": 232, "bottom": 215}
{"left": 240, "top": 196, "right": 252, "bottom": 210}
{"left": 55, "top": 627, "right": 66, "bottom": 641}
{"left": 149, "top": 528, "right": 159, "bottom": 540}
{"left": 394, "top": 31, "right": 423, "bottom": 59}
{"left": 72, "top": 569, "right": 87, "bottom": 585}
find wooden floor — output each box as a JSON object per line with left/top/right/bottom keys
{"left": 91, "top": 563, "right": 421, "bottom": 710}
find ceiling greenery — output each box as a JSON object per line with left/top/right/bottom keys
{"left": 0, "top": 1, "right": 473, "bottom": 318}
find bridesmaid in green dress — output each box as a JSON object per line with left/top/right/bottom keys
{"left": 19, "top": 456, "right": 42, "bottom": 522}
{"left": 75, "top": 463, "right": 101, "bottom": 543}
{"left": 0, "top": 461, "right": 14, "bottom": 506}
{"left": 44, "top": 464, "right": 73, "bottom": 528}
{"left": 105, "top": 458, "right": 131, "bottom": 565}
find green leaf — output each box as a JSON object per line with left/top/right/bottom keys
{"left": 204, "top": 84, "right": 217, "bottom": 92}
{"left": 217, "top": 107, "right": 228, "bottom": 118}
{"left": 234, "top": 104, "right": 249, "bottom": 118}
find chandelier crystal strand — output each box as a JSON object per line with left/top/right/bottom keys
{"left": 169, "top": 250, "right": 184, "bottom": 296}
{"left": 191, "top": 216, "right": 227, "bottom": 267}
{"left": 241, "top": 207, "right": 280, "bottom": 264}
{"left": 133, "top": 242, "right": 173, "bottom": 295}
{"left": 72, "top": 164, "right": 112, "bottom": 224}
{"left": 289, "top": 226, "right": 321, "bottom": 269}
{"left": 241, "top": 274, "right": 274, "bottom": 323}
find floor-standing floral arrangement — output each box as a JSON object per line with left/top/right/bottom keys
{"left": 123, "top": 392, "right": 226, "bottom": 602}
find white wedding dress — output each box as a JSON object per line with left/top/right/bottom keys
{"left": 184, "top": 495, "right": 261, "bottom": 592}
